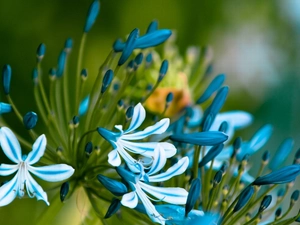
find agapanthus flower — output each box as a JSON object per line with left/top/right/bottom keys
{"left": 0, "top": 127, "right": 74, "bottom": 206}
{"left": 116, "top": 144, "right": 189, "bottom": 225}
{"left": 98, "top": 103, "right": 176, "bottom": 172}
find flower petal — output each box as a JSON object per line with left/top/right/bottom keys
{"left": 78, "top": 95, "right": 90, "bottom": 116}
{"left": 0, "top": 173, "right": 18, "bottom": 206}
{"left": 25, "top": 171, "right": 49, "bottom": 205}
{"left": 108, "top": 149, "right": 121, "bottom": 167}
{"left": 25, "top": 134, "right": 47, "bottom": 165}
{"left": 140, "top": 182, "right": 188, "bottom": 204}
{"left": 0, "top": 127, "right": 22, "bottom": 163}
{"left": 123, "top": 118, "right": 169, "bottom": 140}
{"left": 125, "top": 103, "right": 146, "bottom": 134}
{"left": 147, "top": 144, "right": 166, "bottom": 176}
{"left": 120, "top": 140, "right": 176, "bottom": 158}
{"left": 121, "top": 191, "right": 138, "bottom": 208}
{"left": 28, "top": 164, "right": 74, "bottom": 182}
{"left": 0, "top": 164, "right": 18, "bottom": 176}
{"left": 149, "top": 157, "right": 189, "bottom": 182}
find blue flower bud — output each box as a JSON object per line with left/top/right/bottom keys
{"left": 213, "top": 170, "right": 223, "bottom": 186}
{"left": 158, "top": 60, "right": 168, "bottom": 82}
{"left": 49, "top": 68, "right": 57, "bottom": 80}
{"left": 127, "top": 60, "right": 135, "bottom": 73}
{"left": 81, "top": 68, "right": 88, "bottom": 80}
{"left": 277, "top": 188, "right": 285, "bottom": 198}
{"left": 291, "top": 190, "right": 299, "bottom": 204}
{"left": 275, "top": 207, "right": 282, "bottom": 218}
{"left": 85, "top": 142, "right": 93, "bottom": 156}
{"left": 146, "top": 20, "right": 158, "bottom": 33}
{"left": 104, "top": 198, "right": 121, "bottom": 219}
{"left": 113, "top": 39, "right": 123, "bottom": 52}
{"left": 72, "top": 116, "right": 79, "bottom": 127}
{"left": 97, "top": 174, "right": 128, "bottom": 196}
{"left": 269, "top": 138, "right": 294, "bottom": 171}
{"left": 201, "top": 86, "right": 229, "bottom": 128}
{"left": 79, "top": 96, "right": 89, "bottom": 116}
{"left": 101, "top": 69, "right": 114, "bottom": 94}
{"left": 166, "top": 92, "right": 174, "bottom": 105}
{"left": 60, "top": 182, "right": 69, "bottom": 202}
{"left": 84, "top": 0, "right": 100, "bottom": 33}
{"left": 2, "top": 64, "right": 11, "bottom": 95}
{"left": 97, "top": 127, "right": 119, "bottom": 143}
{"left": 57, "top": 50, "right": 67, "bottom": 77}
{"left": 262, "top": 150, "right": 270, "bottom": 163}
{"left": 145, "top": 53, "right": 153, "bottom": 65}
{"left": 259, "top": 195, "right": 272, "bottom": 212}
{"left": 113, "top": 83, "right": 120, "bottom": 91}
{"left": 253, "top": 165, "right": 300, "bottom": 185}
{"left": 32, "top": 68, "right": 38, "bottom": 85}
{"left": 232, "top": 137, "right": 242, "bottom": 158}
{"left": 218, "top": 121, "right": 228, "bottom": 133}
{"left": 117, "top": 99, "right": 124, "bottom": 108}
{"left": 125, "top": 106, "right": 134, "bottom": 121}
{"left": 185, "top": 178, "right": 201, "bottom": 217}
{"left": 36, "top": 43, "right": 46, "bottom": 61}
{"left": 233, "top": 186, "right": 255, "bottom": 212}
{"left": 198, "top": 144, "right": 224, "bottom": 167}
{"left": 202, "top": 113, "right": 214, "bottom": 132}
{"left": 220, "top": 162, "right": 228, "bottom": 175}
{"left": 118, "top": 28, "right": 139, "bottom": 66}
{"left": 134, "top": 53, "right": 143, "bottom": 68}
{"left": 116, "top": 166, "right": 137, "bottom": 184}
{"left": 64, "top": 38, "right": 73, "bottom": 52}
{"left": 196, "top": 74, "right": 226, "bottom": 104}
{"left": 23, "top": 111, "right": 38, "bottom": 130}
{"left": 146, "top": 84, "right": 153, "bottom": 91}
{"left": 0, "top": 102, "right": 12, "bottom": 114}
{"left": 135, "top": 29, "right": 172, "bottom": 49}
{"left": 294, "top": 148, "right": 300, "bottom": 164}
{"left": 170, "top": 132, "right": 228, "bottom": 146}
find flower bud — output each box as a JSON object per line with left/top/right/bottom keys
{"left": 23, "top": 111, "right": 38, "bottom": 130}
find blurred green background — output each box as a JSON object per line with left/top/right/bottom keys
{"left": 0, "top": 0, "right": 299, "bottom": 224}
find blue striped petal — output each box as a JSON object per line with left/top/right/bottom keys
{"left": 0, "top": 173, "right": 18, "bottom": 206}
{"left": 125, "top": 103, "right": 146, "bottom": 133}
{"left": 0, "top": 127, "right": 22, "bottom": 163}
{"left": 135, "top": 184, "right": 166, "bottom": 224}
{"left": 140, "top": 182, "right": 188, "bottom": 204}
{"left": 28, "top": 164, "right": 74, "bottom": 182}
{"left": 0, "top": 164, "right": 18, "bottom": 176}
{"left": 120, "top": 140, "right": 176, "bottom": 158}
{"left": 121, "top": 191, "right": 138, "bottom": 208}
{"left": 149, "top": 157, "right": 189, "bottom": 182}
{"left": 123, "top": 118, "right": 169, "bottom": 140}
{"left": 108, "top": 149, "right": 121, "bottom": 167}
{"left": 25, "top": 171, "right": 49, "bottom": 205}
{"left": 147, "top": 144, "right": 166, "bottom": 176}
{"left": 25, "top": 134, "right": 46, "bottom": 165}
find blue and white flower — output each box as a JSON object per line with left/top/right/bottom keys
{"left": 0, "top": 127, "right": 75, "bottom": 206}
{"left": 117, "top": 144, "right": 189, "bottom": 225}
{"left": 98, "top": 103, "right": 176, "bottom": 172}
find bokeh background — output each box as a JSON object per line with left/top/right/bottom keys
{"left": 0, "top": 0, "right": 299, "bottom": 224}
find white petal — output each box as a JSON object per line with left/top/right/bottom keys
{"left": 211, "top": 111, "right": 253, "bottom": 130}
{"left": 140, "top": 182, "right": 188, "bottom": 204}
{"left": 123, "top": 118, "right": 169, "bottom": 140}
{"left": 147, "top": 144, "right": 166, "bottom": 176}
{"left": 120, "top": 140, "right": 176, "bottom": 158}
{"left": 0, "top": 173, "right": 18, "bottom": 206}
{"left": 149, "top": 157, "right": 189, "bottom": 182}
{"left": 28, "top": 164, "right": 74, "bottom": 182}
{"left": 121, "top": 191, "right": 138, "bottom": 208}
{"left": 135, "top": 184, "right": 166, "bottom": 225}
{"left": 25, "top": 134, "right": 47, "bottom": 165}
{"left": 0, "top": 127, "right": 22, "bottom": 163}
{"left": 125, "top": 103, "right": 146, "bottom": 133}
{"left": 0, "top": 164, "right": 18, "bottom": 176}
{"left": 108, "top": 149, "right": 121, "bottom": 167}
{"left": 25, "top": 171, "right": 49, "bottom": 205}
{"left": 114, "top": 125, "right": 123, "bottom": 132}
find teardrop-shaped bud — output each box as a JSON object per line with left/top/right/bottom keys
{"left": 36, "top": 43, "right": 46, "bottom": 62}
{"left": 185, "top": 178, "right": 201, "bottom": 217}
{"left": 104, "top": 198, "right": 121, "bottom": 219}
{"left": 101, "top": 69, "right": 114, "bottom": 93}
{"left": 97, "top": 174, "right": 128, "bottom": 196}
{"left": 23, "top": 111, "right": 38, "bottom": 130}
{"left": 2, "top": 64, "right": 11, "bottom": 95}
{"left": 233, "top": 186, "right": 255, "bottom": 212}
{"left": 84, "top": 0, "right": 100, "bottom": 33}
{"left": 60, "top": 182, "right": 70, "bottom": 202}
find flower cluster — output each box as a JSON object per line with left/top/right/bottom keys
{"left": 0, "top": 0, "right": 299, "bottom": 225}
